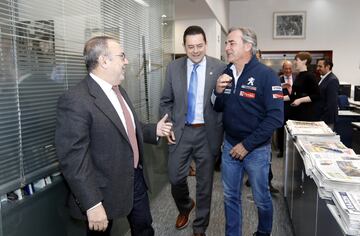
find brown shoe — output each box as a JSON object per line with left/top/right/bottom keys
{"left": 175, "top": 199, "right": 195, "bottom": 229}
{"left": 193, "top": 233, "right": 206, "bottom": 236}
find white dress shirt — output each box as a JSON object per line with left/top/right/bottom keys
{"left": 90, "top": 73, "right": 135, "bottom": 134}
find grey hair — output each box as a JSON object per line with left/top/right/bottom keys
{"left": 228, "top": 27, "right": 258, "bottom": 55}
{"left": 83, "top": 36, "right": 116, "bottom": 72}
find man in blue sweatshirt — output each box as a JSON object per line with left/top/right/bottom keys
{"left": 213, "top": 27, "right": 283, "bottom": 236}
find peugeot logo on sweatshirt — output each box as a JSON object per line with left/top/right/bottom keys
{"left": 247, "top": 77, "right": 255, "bottom": 86}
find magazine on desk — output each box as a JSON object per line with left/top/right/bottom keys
{"left": 286, "top": 120, "right": 336, "bottom": 136}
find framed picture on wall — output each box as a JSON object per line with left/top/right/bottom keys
{"left": 273, "top": 11, "right": 306, "bottom": 39}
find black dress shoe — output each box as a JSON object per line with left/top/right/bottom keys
{"left": 253, "top": 231, "right": 270, "bottom": 236}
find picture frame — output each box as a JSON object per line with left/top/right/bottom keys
{"left": 273, "top": 11, "right": 306, "bottom": 39}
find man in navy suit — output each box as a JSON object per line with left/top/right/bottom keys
{"left": 316, "top": 58, "right": 340, "bottom": 129}
{"left": 55, "top": 36, "right": 172, "bottom": 236}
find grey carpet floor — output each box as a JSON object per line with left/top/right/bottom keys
{"left": 126, "top": 152, "right": 294, "bottom": 236}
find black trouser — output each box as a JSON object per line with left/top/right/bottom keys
{"left": 268, "top": 154, "right": 273, "bottom": 185}
{"left": 277, "top": 126, "right": 285, "bottom": 154}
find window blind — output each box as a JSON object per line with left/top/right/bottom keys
{"left": 0, "top": 0, "right": 174, "bottom": 195}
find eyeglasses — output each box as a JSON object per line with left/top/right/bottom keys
{"left": 113, "top": 52, "right": 126, "bottom": 61}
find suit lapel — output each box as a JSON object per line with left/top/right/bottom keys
{"left": 86, "top": 76, "right": 130, "bottom": 143}
{"left": 180, "top": 58, "right": 188, "bottom": 108}
{"left": 203, "top": 57, "right": 216, "bottom": 109}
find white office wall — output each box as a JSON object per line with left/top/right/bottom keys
{"left": 229, "top": 0, "right": 360, "bottom": 87}
{"left": 205, "top": 0, "right": 229, "bottom": 30}
{"left": 175, "top": 19, "right": 221, "bottom": 59}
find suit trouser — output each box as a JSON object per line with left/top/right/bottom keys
{"left": 168, "top": 126, "right": 215, "bottom": 233}
{"left": 87, "top": 168, "right": 154, "bottom": 236}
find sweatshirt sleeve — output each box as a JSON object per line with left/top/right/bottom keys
{"left": 242, "top": 69, "right": 284, "bottom": 151}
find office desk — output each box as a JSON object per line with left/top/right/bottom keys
{"left": 336, "top": 110, "right": 360, "bottom": 147}
{"left": 348, "top": 98, "right": 360, "bottom": 112}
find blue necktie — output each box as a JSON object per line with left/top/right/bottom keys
{"left": 186, "top": 64, "right": 199, "bottom": 124}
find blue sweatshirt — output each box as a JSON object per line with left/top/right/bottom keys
{"left": 214, "top": 56, "right": 284, "bottom": 152}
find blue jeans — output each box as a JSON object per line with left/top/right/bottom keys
{"left": 222, "top": 139, "right": 273, "bottom": 236}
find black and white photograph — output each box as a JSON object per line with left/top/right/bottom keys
{"left": 273, "top": 11, "right": 306, "bottom": 39}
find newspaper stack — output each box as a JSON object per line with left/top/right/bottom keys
{"left": 296, "top": 136, "right": 356, "bottom": 170}
{"left": 330, "top": 191, "right": 360, "bottom": 235}
{"left": 296, "top": 136, "right": 360, "bottom": 194}
{"left": 313, "top": 156, "right": 360, "bottom": 193}
{"left": 286, "top": 120, "right": 336, "bottom": 136}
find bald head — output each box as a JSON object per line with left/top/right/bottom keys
{"left": 282, "top": 60, "right": 293, "bottom": 77}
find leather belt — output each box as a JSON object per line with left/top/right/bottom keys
{"left": 185, "top": 123, "right": 205, "bottom": 128}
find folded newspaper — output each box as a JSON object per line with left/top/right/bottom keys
{"left": 286, "top": 120, "right": 336, "bottom": 136}
{"left": 332, "top": 191, "right": 360, "bottom": 232}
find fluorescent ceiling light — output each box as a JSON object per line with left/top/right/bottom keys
{"left": 133, "top": 0, "right": 149, "bottom": 7}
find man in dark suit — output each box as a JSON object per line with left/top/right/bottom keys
{"left": 159, "top": 26, "right": 225, "bottom": 236}
{"left": 316, "top": 58, "right": 340, "bottom": 129}
{"left": 277, "top": 60, "right": 295, "bottom": 157}
{"left": 55, "top": 36, "right": 172, "bottom": 236}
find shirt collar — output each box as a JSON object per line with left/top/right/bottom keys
{"left": 90, "top": 72, "right": 113, "bottom": 92}
{"left": 187, "top": 56, "right": 206, "bottom": 68}
{"left": 320, "top": 71, "right": 331, "bottom": 80}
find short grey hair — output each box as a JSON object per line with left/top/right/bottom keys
{"left": 228, "top": 27, "right": 258, "bottom": 55}
{"left": 83, "top": 36, "right": 116, "bottom": 72}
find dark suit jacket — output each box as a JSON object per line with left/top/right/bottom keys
{"left": 315, "top": 72, "right": 340, "bottom": 125}
{"left": 55, "top": 75, "right": 157, "bottom": 220}
{"left": 289, "top": 71, "right": 320, "bottom": 121}
{"left": 159, "top": 56, "right": 226, "bottom": 156}
{"left": 279, "top": 74, "right": 296, "bottom": 122}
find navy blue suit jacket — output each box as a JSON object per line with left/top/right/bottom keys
{"left": 315, "top": 72, "right": 340, "bottom": 125}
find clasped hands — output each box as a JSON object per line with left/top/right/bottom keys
{"left": 230, "top": 143, "right": 248, "bottom": 160}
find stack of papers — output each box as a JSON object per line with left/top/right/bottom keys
{"left": 286, "top": 120, "right": 360, "bottom": 235}
{"left": 286, "top": 120, "right": 336, "bottom": 136}
{"left": 330, "top": 191, "right": 360, "bottom": 234}
{"left": 296, "top": 136, "right": 360, "bottom": 190}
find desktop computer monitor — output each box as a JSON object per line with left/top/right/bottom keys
{"left": 354, "top": 85, "right": 360, "bottom": 101}
{"left": 338, "top": 84, "right": 351, "bottom": 97}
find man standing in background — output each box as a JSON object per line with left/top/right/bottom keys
{"left": 160, "top": 25, "right": 225, "bottom": 236}
{"left": 316, "top": 58, "right": 340, "bottom": 130}
{"left": 277, "top": 60, "right": 295, "bottom": 157}
{"left": 214, "top": 27, "right": 283, "bottom": 236}
{"left": 56, "top": 36, "right": 172, "bottom": 236}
